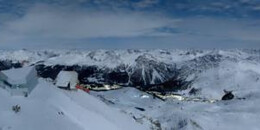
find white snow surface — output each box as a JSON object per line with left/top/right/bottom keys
{"left": 1, "top": 49, "right": 260, "bottom": 130}
{"left": 0, "top": 79, "right": 147, "bottom": 130}
{"left": 55, "top": 71, "right": 78, "bottom": 89}
{"left": 1, "top": 66, "right": 35, "bottom": 84}
{"left": 91, "top": 86, "right": 260, "bottom": 130}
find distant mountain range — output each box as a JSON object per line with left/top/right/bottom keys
{"left": 1, "top": 49, "right": 260, "bottom": 93}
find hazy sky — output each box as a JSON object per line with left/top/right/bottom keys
{"left": 0, "top": 0, "right": 260, "bottom": 49}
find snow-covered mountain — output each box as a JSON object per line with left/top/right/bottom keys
{"left": 1, "top": 49, "right": 260, "bottom": 93}
{"left": 0, "top": 79, "right": 147, "bottom": 130}
{"left": 1, "top": 49, "right": 260, "bottom": 130}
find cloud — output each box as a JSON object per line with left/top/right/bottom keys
{"left": 0, "top": 1, "right": 260, "bottom": 49}
{"left": 134, "top": 0, "right": 159, "bottom": 8}
{"left": 176, "top": 17, "right": 260, "bottom": 42}
{"left": 0, "top": 3, "right": 177, "bottom": 44}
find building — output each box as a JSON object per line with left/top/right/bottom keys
{"left": 55, "top": 71, "right": 79, "bottom": 90}
{"left": 0, "top": 66, "right": 38, "bottom": 96}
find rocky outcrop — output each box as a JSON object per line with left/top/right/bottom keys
{"left": 3, "top": 49, "right": 246, "bottom": 93}
{"left": 34, "top": 53, "right": 192, "bottom": 92}
{"left": 0, "top": 60, "right": 22, "bottom": 71}
{"left": 222, "top": 90, "right": 234, "bottom": 100}
{"left": 35, "top": 63, "right": 185, "bottom": 90}
{"left": 128, "top": 54, "right": 177, "bottom": 86}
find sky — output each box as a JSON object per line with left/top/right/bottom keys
{"left": 0, "top": 0, "right": 260, "bottom": 49}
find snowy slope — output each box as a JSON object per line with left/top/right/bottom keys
{"left": 1, "top": 49, "right": 260, "bottom": 87}
{"left": 91, "top": 86, "right": 260, "bottom": 130}
{"left": 1, "top": 49, "right": 260, "bottom": 130}
{"left": 0, "top": 79, "right": 147, "bottom": 130}
{"left": 1, "top": 49, "right": 260, "bottom": 90}
{"left": 0, "top": 49, "right": 259, "bottom": 67}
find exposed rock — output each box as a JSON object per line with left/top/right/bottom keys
{"left": 0, "top": 60, "right": 22, "bottom": 71}
{"left": 36, "top": 64, "right": 65, "bottom": 80}
{"left": 34, "top": 54, "right": 191, "bottom": 92}
{"left": 12, "top": 105, "right": 21, "bottom": 113}
{"left": 145, "top": 74, "right": 192, "bottom": 92}
{"left": 189, "top": 88, "right": 201, "bottom": 95}
{"left": 123, "top": 53, "right": 178, "bottom": 87}
{"left": 176, "top": 119, "right": 188, "bottom": 130}
{"left": 134, "top": 107, "right": 145, "bottom": 111}
{"left": 222, "top": 90, "right": 234, "bottom": 100}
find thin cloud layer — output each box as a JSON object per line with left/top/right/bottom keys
{"left": 0, "top": 0, "right": 259, "bottom": 49}
{"left": 0, "top": 4, "right": 177, "bottom": 43}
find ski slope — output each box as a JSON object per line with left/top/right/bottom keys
{"left": 91, "top": 86, "right": 260, "bottom": 130}
{"left": 0, "top": 79, "right": 147, "bottom": 130}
